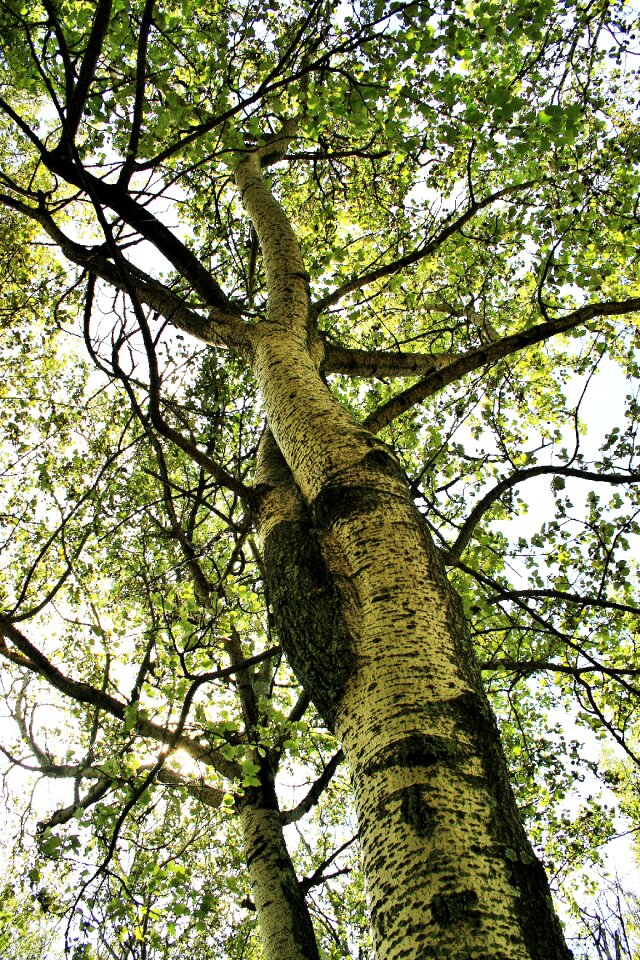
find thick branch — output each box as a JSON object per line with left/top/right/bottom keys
{"left": 42, "top": 147, "right": 235, "bottom": 319}
{"left": 323, "top": 344, "right": 452, "bottom": 378}
{"left": 0, "top": 191, "right": 249, "bottom": 350}
{"left": 63, "top": 0, "right": 113, "bottom": 143}
{"left": 445, "top": 464, "right": 640, "bottom": 564}
{"left": 365, "top": 297, "right": 640, "bottom": 433}
{"left": 63, "top": 0, "right": 112, "bottom": 145}
{"left": 225, "top": 627, "right": 260, "bottom": 730}
{"left": 150, "top": 765, "right": 224, "bottom": 808}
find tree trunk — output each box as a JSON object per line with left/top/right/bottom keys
{"left": 252, "top": 327, "right": 571, "bottom": 960}
{"left": 239, "top": 148, "right": 571, "bottom": 959}
{"left": 238, "top": 780, "right": 321, "bottom": 960}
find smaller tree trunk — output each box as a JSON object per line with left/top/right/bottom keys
{"left": 239, "top": 786, "right": 320, "bottom": 960}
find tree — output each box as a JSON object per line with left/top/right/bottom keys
{"left": 1, "top": 0, "right": 640, "bottom": 957}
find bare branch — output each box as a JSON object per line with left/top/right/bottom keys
{"left": 365, "top": 297, "right": 640, "bottom": 433}
{"left": 281, "top": 749, "right": 344, "bottom": 825}
{"left": 485, "top": 589, "right": 640, "bottom": 617}
{"left": 445, "top": 464, "right": 640, "bottom": 565}
{"left": 480, "top": 658, "right": 640, "bottom": 679}
{"left": 299, "top": 832, "right": 359, "bottom": 892}
{"left": 315, "top": 179, "right": 537, "bottom": 313}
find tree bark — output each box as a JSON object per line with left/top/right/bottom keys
{"left": 254, "top": 338, "right": 570, "bottom": 958}
{"left": 241, "top": 141, "right": 571, "bottom": 960}
{"left": 239, "top": 793, "right": 320, "bottom": 960}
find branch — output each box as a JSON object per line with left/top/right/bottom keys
{"left": 299, "top": 832, "right": 359, "bottom": 892}
{"left": 323, "top": 344, "right": 453, "bottom": 379}
{"left": 38, "top": 775, "right": 112, "bottom": 831}
{"left": 130, "top": 0, "right": 424, "bottom": 173}
{"left": 235, "top": 120, "right": 309, "bottom": 338}
{"left": 281, "top": 749, "right": 344, "bottom": 825}
{"left": 480, "top": 658, "right": 640, "bottom": 679}
{"left": 454, "top": 560, "right": 640, "bottom": 698}
{"left": 254, "top": 119, "right": 300, "bottom": 169}
{"left": 104, "top": 295, "right": 253, "bottom": 501}
{"left": 224, "top": 627, "right": 260, "bottom": 730}
{"left": 119, "top": 0, "right": 156, "bottom": 184}
{"left": 0, "top": 191, "right": 248, "bottom": 350}
{"left": 143, "top": 763, "right": 224, "bottom": 808}
{"left": 0, "top": 619, "right": 244, "bottom": 772}
{"left": 486, "top": 589, "right": 640, "bottom": 617}
{"left": 577, "top": 677, "right": 640, "bottom": 769}
{"left": 41, "top": 0, "right": 75, "bottom": 103}
{"left": 0, "top": 97, "right": 47, "bottom": 154}
{"left": 134, "top": 412, "right": 221, "bottom": 607}
{"left": 445, "top": 464, "right": 640, "bottom": 565}
{"left": 315, "top": 179, "right": 537, "bottom": 312}
{"left": 63, "top": 0, "right": 113, "bottom": 145}
{"left": 286, "top": 690, "right": 311, "bottom": 725}
{"left": 364, "top": 297, "right": 640, "bottom": 433}
{"left": 41, "top": 148, "right": 236, "bottom": 319}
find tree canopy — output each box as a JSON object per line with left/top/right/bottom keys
{"left": 1, "top": 0, "right": 640, "bottom": 957}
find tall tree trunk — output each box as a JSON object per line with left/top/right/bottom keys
{"left": 239, "top": 145, "right": 571, "bottom": 959}
{"left": 252, "top": 328, "right": 571, "bottom": 960}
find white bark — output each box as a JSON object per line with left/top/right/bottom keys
{"left": 241, "top": 137, "right": 570, "bottom": 960}
{"left": 240, "top": 802, "right": 320, "bottom": 960}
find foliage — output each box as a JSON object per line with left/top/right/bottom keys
{"left": 1, "top": 0, "right": 640, "bottom": 956}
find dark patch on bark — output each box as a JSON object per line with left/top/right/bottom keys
{"left": 279, "top": 867, "right": 322, "bottom": 960}
{"left": 430, "top": 889, "right": 479, "bottom": 927}
{"left": 360, "top": 446, "right": 404, "bottom": 477}
{"left": 364, "top": 732, "right": 457, "bottom": 776}
{"left": 311, "top": 483, "right": 381, "bottom": 528}
{"left": 399, "top": 784, "right": 436, "bottom": 838}
{"left": 262, "top": 518, "right": 355, "bottom": 730}
{"left": 368, "top": 899, "right": 388, "bottom": 942}
{"left": 245, "top": 839, "right": 269, "bottom": 869}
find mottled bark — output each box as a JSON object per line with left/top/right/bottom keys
{"left": 242, "top": 145, "right": 572, "bottom": 958}
{"left": 239, "top": 784, "right": 321, "bottom": 960}
{"left": 254, "top": 379, "right": 570, "bottom": 957}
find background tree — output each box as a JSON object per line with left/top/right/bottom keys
{"left": 1, "top": 0, "right": 640, "bottom": 957}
